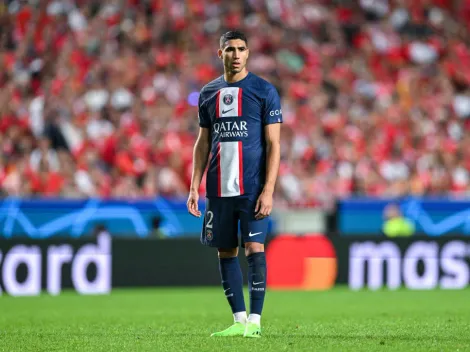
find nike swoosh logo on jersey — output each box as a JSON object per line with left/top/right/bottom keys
{"left": 248, "top": 232, "right": 262, "bottom": 237}
{"left": 222, "top": 108, "right": 234, "bottom": 114}
{"left": 253, "top": 281, "right": 264, "bottom": 285}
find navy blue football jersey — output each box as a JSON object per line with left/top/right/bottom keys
{"left": 198, "top": 72, "right": 283, "bottom": 197}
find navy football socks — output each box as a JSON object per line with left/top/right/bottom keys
{"left": 247, "top": 252, "right": 267, "bottom": 316}
{"left": 219, "top": 257, "right": 246, "bottom": 315}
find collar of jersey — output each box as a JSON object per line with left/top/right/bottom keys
{"left": 223, "top": 72, "right": 251, "bottom": 86}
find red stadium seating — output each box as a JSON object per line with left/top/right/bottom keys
{"left": 0, "top": 0, "right": 469, "bottom": 208}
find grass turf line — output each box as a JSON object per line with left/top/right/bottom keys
{"left": 0, "top": 287, "right": 469, "bottom": 351}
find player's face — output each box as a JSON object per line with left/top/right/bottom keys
{"left": 218, "top": 39, "right": 249, "bottom": 75}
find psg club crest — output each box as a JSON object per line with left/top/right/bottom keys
{"left": 223, "top": 94, "right": 233, "bottom": 105}
{"left": 206, "top": 230, "right": 213, "bottom": 241}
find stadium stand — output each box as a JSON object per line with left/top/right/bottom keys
{"left": 1, "top": 0, "right": 470, "bottom": 209}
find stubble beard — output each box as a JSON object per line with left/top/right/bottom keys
{"left": 224, "top": 55, "right": 245, "bottom": 73}
{"left": 226, "top": 63, "right": 244, "bottom": 75}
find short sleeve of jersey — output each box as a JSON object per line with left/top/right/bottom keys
{"left": 198, "top": 92, "right": 210, "bottom": 128}
{"left": 263, "top": 85, "right": 283, "bottom": 125}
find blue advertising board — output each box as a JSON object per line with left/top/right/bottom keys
{"left": 338, "top": 197, "right": 470, "bottom": 236}
{"left": 0, "top": 198, "right": 204, "bottom": 238}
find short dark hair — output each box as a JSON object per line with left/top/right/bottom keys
{"left": 219, "top": 31, "right": 248, "bottom": 48}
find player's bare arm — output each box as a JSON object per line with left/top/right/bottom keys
{"left": 187, "top": 127, "right": 210, "bottom": 217}
{"left": 255, "top": 123, "right": 281, "bottom": 220}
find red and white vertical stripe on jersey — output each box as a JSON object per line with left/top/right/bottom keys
{"left": 217, "top": 143, "right": 222, "bottom": 197}
{"left": 216, "top": 87, "right": 243, "bottom": 118}
{"left": 215, "top": 91, "right": 221, "bottom": 118}
{"left": 217, "top": 141, "right": 244, "bottom": 197}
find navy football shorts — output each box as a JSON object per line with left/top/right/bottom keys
{"left": 200, "top": 193, "right": 269, "bottom": 248}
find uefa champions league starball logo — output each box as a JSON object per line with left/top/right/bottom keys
{"left": 223, "top": 94, "right": 233, "bottom": 105}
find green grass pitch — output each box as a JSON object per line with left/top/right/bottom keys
{"left": 0, "top": 287, "right": 469, "bottom": 351}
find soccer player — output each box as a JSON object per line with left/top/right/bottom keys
{"left": 187, "top": 30, "right": 282, "bottom": 338}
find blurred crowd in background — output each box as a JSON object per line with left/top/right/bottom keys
{"left": 1, "top": 0, "right": 470, "bottom": 209}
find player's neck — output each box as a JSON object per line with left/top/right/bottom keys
{"left": 224, "top": 69, "right": 249, "bottom": 84}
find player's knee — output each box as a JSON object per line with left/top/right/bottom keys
{"left": 218, "top": 247, "right": 238, "bottom": 258}
{"left": 244, "top": 242, "right": 264, "bottom": 256}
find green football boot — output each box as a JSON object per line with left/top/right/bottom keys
{"left": 210, "top": 322, "right": 246, "bottom": 337}
{"left": 243, "top": 322, "right": 261, "bottom": 338}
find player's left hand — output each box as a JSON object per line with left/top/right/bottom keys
{"left": 255, "top": 191, "right": 273, "bottom": 220}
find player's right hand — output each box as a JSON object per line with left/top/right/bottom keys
{"left": 187, "top": 190, "right": 202, "bottom": 217}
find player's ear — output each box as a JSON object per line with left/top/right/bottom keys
{"left": 218, "top": 48, "right": 223, "bottom": 59}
